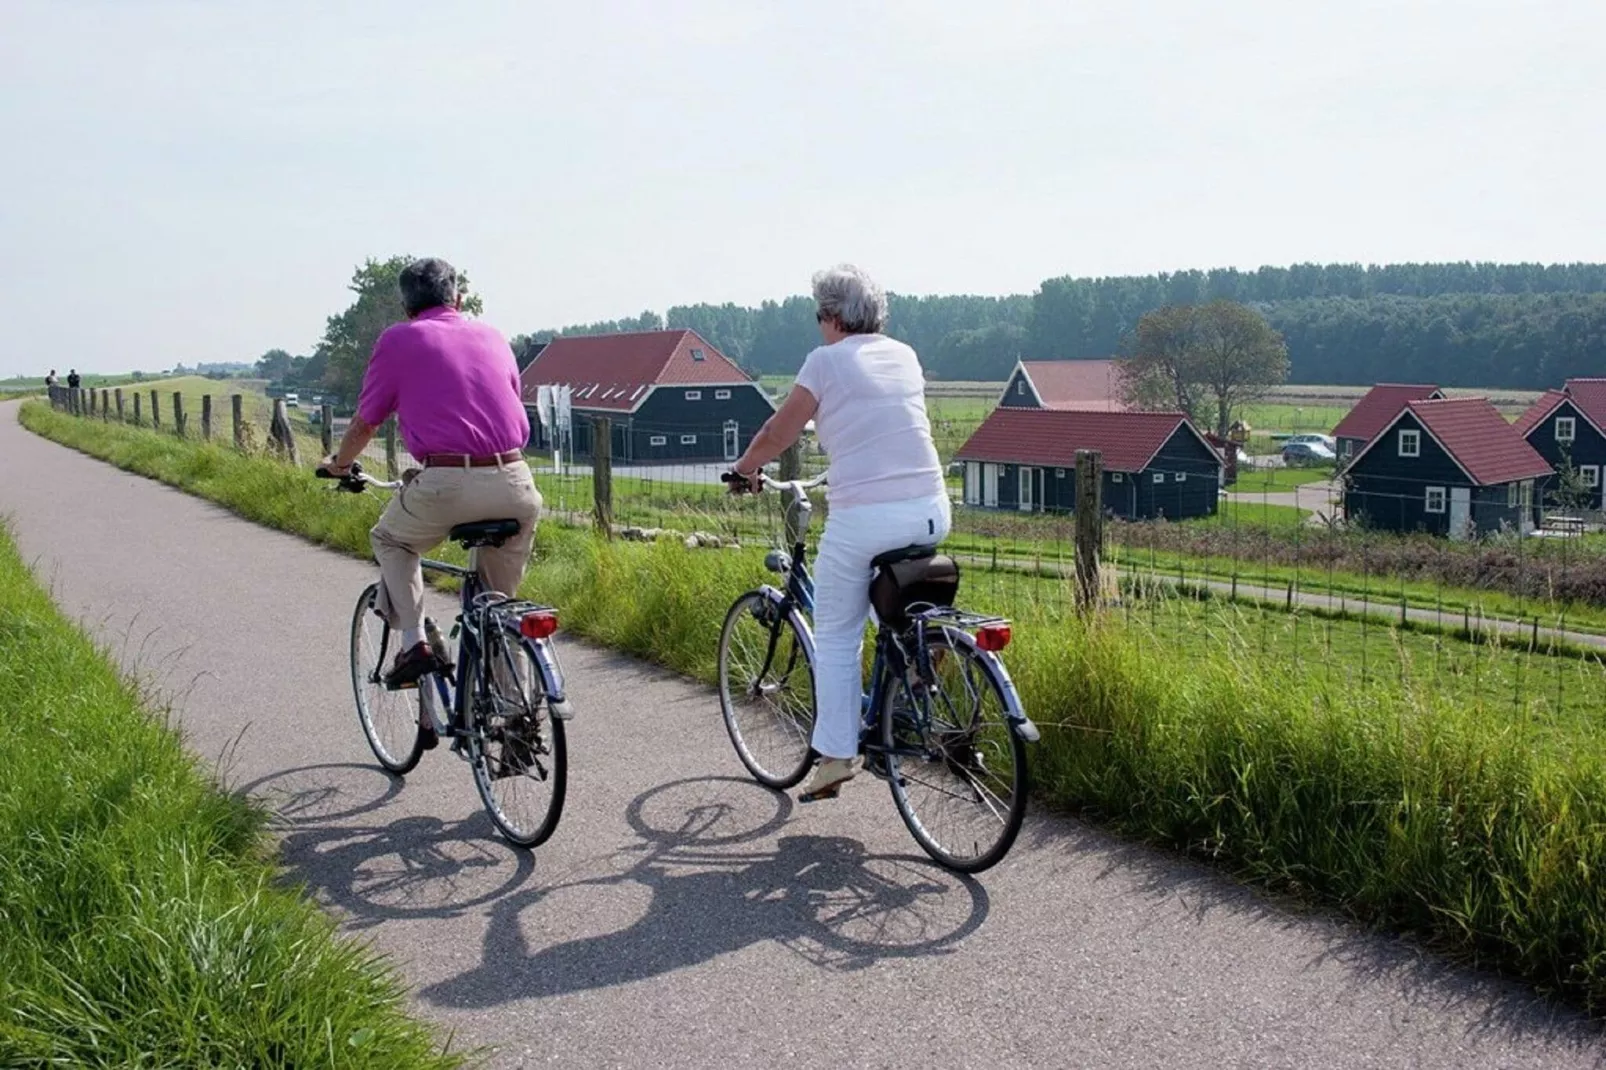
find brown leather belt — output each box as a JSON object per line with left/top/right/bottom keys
{"left": 421, "top": 449, "right": 523, "bottom": 468}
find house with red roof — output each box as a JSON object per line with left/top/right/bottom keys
{"left": 998, "top": 360, "right": 1131, "bottom": 412}
{"left": 519, "top": 329, "right": 775, "bottom": 463}
{"left": 1341, "top": 397, "right": 1553, "bottom": 538}
{"left": 954, "top": 409, "right": 1222, "bottom": 520}
{"left": 1331, "top": 383, "right": 1444, "bottom": 462}
{"left": 1511, "top": 379, "right": 1606, "bottom": 511}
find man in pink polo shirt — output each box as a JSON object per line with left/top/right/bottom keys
{"left": 324, "top": 257, "right": 541, "bottom": 692}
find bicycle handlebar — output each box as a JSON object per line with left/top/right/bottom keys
{"left": 313, "top": 459, "right": 403, "bottom": 493}
{"left": 721, "top": 469, "right": 828, "bottom": 496}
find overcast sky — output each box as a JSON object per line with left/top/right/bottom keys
{"left": 2, "top": 0, "right": 1601, "bottom": 377}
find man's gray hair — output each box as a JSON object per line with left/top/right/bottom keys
{"left": 812, "top": 264, "right": 888, "bottom": 334}
{"left": 398, "top": 257, "right": 459, "bottom": 316}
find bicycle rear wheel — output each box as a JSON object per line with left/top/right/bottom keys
{"left": 880, "top": 628, "right": 1028, "bottom": 874}
{"left": 717, "top": 591, "right": 816, "bottom": 789}
{"left": 349, "top": 583, "right": 425, "bottom": 774}
{"left": 466, "top": 622, "right": 567, "bottom": 848}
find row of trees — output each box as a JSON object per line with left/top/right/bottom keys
{"left": 520, "top": 261, "right": 1606, "bottom": 388}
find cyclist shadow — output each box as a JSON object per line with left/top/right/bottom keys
{"left": 238, "top": 762, "right": 538, "bottom": 930}
{"left": 421, "top": 776, "right": 992, "bottom": 1008}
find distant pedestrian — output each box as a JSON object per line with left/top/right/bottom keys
{"left": 44, "top": 369, "right": 57, "bottom": 388}
{"left": 66, "top": 369, "right": 81, "bottom": 389}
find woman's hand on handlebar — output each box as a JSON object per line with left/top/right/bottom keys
{"left": 722, "top": 469, "right": 763, "bottom": 495}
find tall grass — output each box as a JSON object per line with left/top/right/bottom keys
{"left": 0, "top": 523, "right": 463, "bottom": 1066}
{"left": 19, "top": 400, "right": 1606, "bottom": 1013}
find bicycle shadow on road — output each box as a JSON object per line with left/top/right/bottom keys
{"left": 421, "top": 776, "right": 991, "bottom": 1009}
{"left": 239, "top": 762, "right": 540, "bottom": 930}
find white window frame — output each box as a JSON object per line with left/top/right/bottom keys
{"left": 1016, "top": 379, "right": 1027, "bottom": 396}
{"left": 1341, "top": 439, "right": 1353, "bottom": 457}
{"left": 1112, "top": 472, "right": 1125, "bottom": 483}
{"left": 1425, "top": 486, "right": 1447, "bottom": 514}
{"left": 685, "top": 390, "right": 702, "bottom": 401}
{"left": 1176, "top": 472, "right": 1188, "bottom": 482}
{"left": 1152, "top": 471, "right": 1165, "bottom": 484}
{"left": 1556, "top": 416, "right": 1576, "bottom": 444}
{"left": 1583, "top": 465, "right": 1601, "bottom": 488}
{"left": 1055, "top": 468, "right": 1066, "bottom": 478}
{"left": 1399, "top": 429, "right": 1421, "bottom": 458}
{"left": 714, "top": 389, "right": 732, "bottom": 400}
{"left": 691, "top": 348, "right": 706, "bottom": 361}
{"left": 679, "top": 434, "right": 697, "bottom": 445}
{"left": 649, "top": 435, "right": 667, "bottom": 447}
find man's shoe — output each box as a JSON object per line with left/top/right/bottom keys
{"left": 384, "top": 642, "right": 446, "bottom": 690}
{"left": 799, "top": 756, "right": 861, "bottom": 802}
{"left": 418, "top": 724, "right": 439, "bottom": 751}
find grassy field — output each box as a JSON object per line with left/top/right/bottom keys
{"left": 17, "top": 400, "right": 1606, "bottom": 1014}
{"left": 0, "top": 520, "right": 463, "bottom": 1066}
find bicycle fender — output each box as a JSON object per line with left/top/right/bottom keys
{"left": 938, "top": 625, "right": 1040, "bottom": 743}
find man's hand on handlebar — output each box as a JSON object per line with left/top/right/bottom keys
{"left": 315, "top": 457, "right": 368, "bottom": 493}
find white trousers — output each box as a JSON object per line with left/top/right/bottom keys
{"left": 810, "top": 492, "right": 953, "bottom": 759}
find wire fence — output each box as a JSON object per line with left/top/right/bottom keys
{"left": 43, "top": 385, "right": 1606, "bottom": 723}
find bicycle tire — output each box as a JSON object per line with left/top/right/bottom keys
{"left": 879, "top": 627, "right": 1028, "bottom": 874}
{"left": 717, "top": 590, "right": 816, "bottom": 789}
{"left": 466, "top": 621, "right": 567, "bottom": 848}
{"left": 349, "top": 583, "right": 425, "bottom": 774}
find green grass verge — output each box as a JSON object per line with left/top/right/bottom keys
{"left": 0, "top": 519, "right": 463, "bottom": 1065}
{"left": 18, "top": 399, "right": 1606, "bottom": 1014}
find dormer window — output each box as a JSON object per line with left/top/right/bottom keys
{"left": 691, "top": 348, "right": 706, "bottom": 362}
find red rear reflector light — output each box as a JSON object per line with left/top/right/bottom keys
{"left": 975, "top": 624, "right": 1011, "bottom": 652}
{"left": 520, "top": 611, "right": 559, "bottom": 640}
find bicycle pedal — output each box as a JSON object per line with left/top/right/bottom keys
{"left": 798, "top": 783, "right": 844, "bottom": 803}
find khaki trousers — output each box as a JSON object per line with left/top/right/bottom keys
{"left": 370, "top": 460, "right": 543, "bottom": 632}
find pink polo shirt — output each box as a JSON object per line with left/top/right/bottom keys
{"left": 356, "top": 307, "right": 530, "bottom": 459}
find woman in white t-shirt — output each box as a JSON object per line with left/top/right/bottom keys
{"left": 730, "top": 264, "right": 950, "bottom": 800}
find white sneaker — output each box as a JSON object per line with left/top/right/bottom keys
{"left": 799, "top": 756, "right": 861, "bottom": 801}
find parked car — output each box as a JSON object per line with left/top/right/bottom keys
{"left": 283, "top": 392, "right": 299, "bottom": 408}
{"left": 1285, "top": 433, "right": 1337, "bottom": 452}
{"left": 1282, "top": 441, "right": 1336, "bottom": 466}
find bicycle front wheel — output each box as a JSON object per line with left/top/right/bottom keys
{"left": 466, "top": 623, "right": 567, "bottom": 848}
{"left": 880, "top": 628, "right": 1028, "bottom": 874}
{"left": 717, "top": 591, "right": 816, "bottom": 789}
{"left": 349, "top": 583, "right": 425, "bottom": 774}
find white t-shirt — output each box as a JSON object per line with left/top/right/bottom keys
{"left": 793, "top": 334, "right": 945, "bottom": 508}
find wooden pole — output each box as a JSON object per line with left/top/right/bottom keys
{"left": 149, "top": 390, "right": 160, "bottom": 429}
{"left": 231, "top": 394, "right": 245, "bottom": 449}
{"left": 100, "top": 389, "right": 110, "bottom": 421}
{"left": 320, "top": 403, "right": 334, "bottom": 457}
{"left": 172, "top": 392, "right": 186, "bottom": 438}
{"left": 383, "top": 416, "right": 398, "bottom": 480}
{"left": 133, "top": 392, "right": 142, "bottom": 425}
{"left": 593, "top": 416, "right": 613, "bottom": 536}
{"left": 778, "top": 441, "right": 802, "bottom": 482}
{"left": 114, "top": 387, "right": 124, "bottom": 422}
{"left": 201, "top": 395, "right": 213, "bottom": 441}
{"left": 1074, "top": 449, "right": 1104, "bottom": 615}
{"left": 269, "top": 398, "right": 300, "bottom": 465}
{"left": 86, "top": 388, "right": 96, "bottom": 416}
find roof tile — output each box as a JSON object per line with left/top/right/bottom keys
{"left": 1405, "top": 397, "right": 1554, "bottom": 485}
{"left": 519, "top": 330, "right": 751, "bottom": 410}
{"left": 955, "top": 408, "right": 1210, "bottom": 472}
{"left": 1020, "top": 360, "right": 1131, "bottom": 411}
{"left": 1332, "top": 383, "right": 1442, "bottom": 442}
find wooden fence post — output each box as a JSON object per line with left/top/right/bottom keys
{"left": 114, "top": 388, "right": 125, "bottom": 421}
{"left": 133, "top": 392, "right": 142, "bottom": 425}
{"left": 269, "top": 398, "right": 300, "bottom": 466}
{"left": 592, "top": 416, "right": 613, "bottom": 536}
{"left": 320, "top": 403, "right": 334, "bottom": 457}
{"left": 100, "top": 389, "right": 110, "bottom": 421}
{"left": 201, "top": 395, "right": 213, "bottom": 441}
{"left": 150, "top": 390, "right": 160, "bottom": 429}
{"left": 86, "top": 388, "right": 96, "bottom": 416}
{"left": 231, "top": 394, "right": 245, "bottom": 449}
{"left": 172, "top": 392, "right": 186, "bottom": 438}
{"left": 382, "top": 416, "right": 399, "bottom": 480}
{"left": 778, "top": 441, "right": 802, "bottom": 481}
{"left": 69, "top": 388, "right": 81, "bottom": 416}
{"left": 1074, "top": 449, "right": 1104, "bottom": 615}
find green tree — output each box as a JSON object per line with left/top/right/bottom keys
{"left": 317, "top": 256, "right": 483, "bottom": 400}
{"left": 254, "top": 348, "right": 293, "bottom": 381}
{"left": 1123, "top": 301, "right": 1289, "bottom": 437}
{"left": 1549, "top": 446, "right": 1593, "bottom": 514}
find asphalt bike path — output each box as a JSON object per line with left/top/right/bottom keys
{"left": 2, "top": 404, "right": 1600, "bottom": 1069}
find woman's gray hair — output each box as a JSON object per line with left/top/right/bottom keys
{"left": 812, "top": 264, "right": 888, "bottom": 334}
